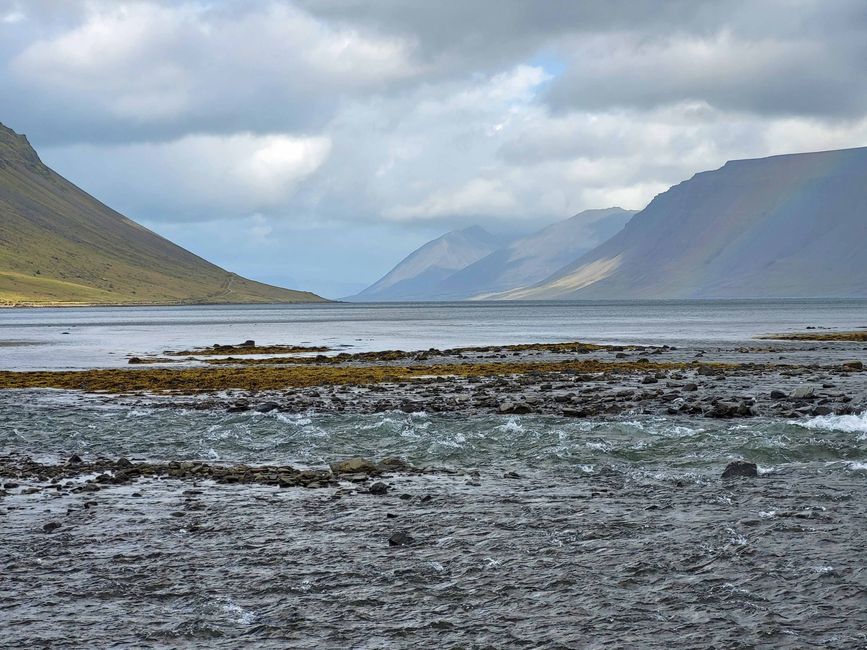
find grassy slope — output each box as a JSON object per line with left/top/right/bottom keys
{"left": 0, "top": 124, "right": 325, "bottom": 306}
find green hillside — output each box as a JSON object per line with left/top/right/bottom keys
{"left": 0, "top": 123, "right": 325, "bottom": 306}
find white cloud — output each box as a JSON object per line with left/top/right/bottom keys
{"left": 42, "top": 132, "right": 331, "bottom": 218}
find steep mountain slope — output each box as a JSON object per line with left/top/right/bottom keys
{"left": 435, "top": 208, "right": 634, "bottom": 299}
{"left": 351, "top": 226, "right": 501, "bottom": 301}
{"left": 0, "top": 123, "right": 324, "bottom": 305}
{"left": 498, "top": 147, "right": 867, "bottom": 299}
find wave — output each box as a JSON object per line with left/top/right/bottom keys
{"left": 800, "top": 411, "right": 867, "bottom": 434}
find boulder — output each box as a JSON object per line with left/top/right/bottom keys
{"left": 330, "top": 457, "right": 380, "bottom": 475}
{"left": 791, "top": 386, "right": 815, "bottom": 399}
{"left": 722, "top": 461, "right": 758, "bottom": 479}
{"left": 770, "top": 390, "right": 786, "bottom": 399}
{"left": 842, "top": 360, "right": 863, "bottom": 371}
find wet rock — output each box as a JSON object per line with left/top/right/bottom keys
{"left": 770, "top": 390, "right": 786, "bottom": 399}
{"left": 498, "top": 401, "right": 532, "bottom": 414}
{"left": 503, "top": 471, "right": 521, "bottom": 479}
{"left": 388, "top": 531, "right": 415, "bottom": 546}
{"left": 66, "top": 454, "right": 83, "bottom": 465}
{"left": 330, "top": 457, "right": 380, "bottom": 475}
{"left": 42, "top": 522, "right": 61, "bottom": 533}
{"left": 641, "top": 376, "right": 658, "bottom": 384}
{"left": 254, "top": 402, "right": 280, "bottom": 413}
{"left": 128, "top": 357, "right": 144, "bottom": 364}
{"left": 722, "top": 461, "right": 758, "bottom": 479}
{"left": 368, "top": 481, "right": 389, "bottom": 495}
{"left": 379, "top": 457, "right": 412, "bottom": 471}
{"left": 842, "top": 360, "right": 863, "bottom": 371}
{"left": 683, "top": 383, "right": 698, "bottom": 392}
{"left": 811, "top": 405, "right": 833, "bottom": 416}
{"left": 116, "top": 457, "right": 133, "bottom": 468}
{"left": 240, "top": 340, "right": 256, "bottom": 348}
{"left": 791, "top": 386, "right": 815, "bottom": 399}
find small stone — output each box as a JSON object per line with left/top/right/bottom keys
{"left": 503, "top": 471, "right": 521, "bottom": 479}
{"left": 42, "top": 522, "right": 61, "bottom": 533}
{"left": 67, "top": 454, "right": 83, "bottom": 465}
{"left": 368, "top": 481, "right": 389, "bottom": 495}
{"left": 641, "top": 376, "right": 658, "bottom": 384}
{"left": 770, "top": 390, "right": 786, "bottom": 399}
{"left": 683, "top": 383, "right": 698, "bottom": 392}
{"left": 388, "top": 531, "right": 415, "bottom": 546}
{"left": 842, "top": 360, "right": 863, "bottom": 371}
{"left": 116, "top": 457, "right": 133, "bottom": 468}
{"left": 721, "top": 461, "right": 758, "bottom": 479}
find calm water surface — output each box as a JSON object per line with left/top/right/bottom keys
{"left": 1, "top": 299, "right": 865, "bottom": 370}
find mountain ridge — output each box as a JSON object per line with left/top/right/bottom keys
{"left": 0, "top": 122, "right": 325, "bottom": 306}
{"left": 494, "top": 145, "right": 867, "bottom": 299}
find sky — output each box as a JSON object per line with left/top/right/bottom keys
{"left": 1, "top": 0, "right": 866, "bottom": 299}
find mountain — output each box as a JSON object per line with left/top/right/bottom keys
{"left": 0, "top": 123, "right": 324, "bottom": 306}
{"left": 435, "top": 208, "right": 634, "bottom": 299}
{"left": 350, "top": 226, "right": 501, "bottom": 301}
{"left": 496, "top": 146, "right": 867, "bottom": 300}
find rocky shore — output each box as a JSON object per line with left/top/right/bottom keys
{"left": 0, "top": 336, "right": 864, "bottom": 421}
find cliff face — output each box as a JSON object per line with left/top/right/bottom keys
{"left": 500, "top": 147, "right": 867, "bottom": 299}
{"left": 0, "top": 123, "right": 325, "bottom": 305}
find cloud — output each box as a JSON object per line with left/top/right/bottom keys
{"left": 8, "top": 1, "right": 419, "bottom": 143}
{"left": 3, "top": 0, "right": 867, "bottom": 292}
{"left": 42, "top": 132, "right": 331, "bottom": 220}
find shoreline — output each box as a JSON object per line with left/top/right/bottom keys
{"left": 1, "top": 337, "right": 863, "bottom": 420}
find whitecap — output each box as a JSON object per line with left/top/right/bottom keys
{"left": 799, "top": 411, "right": 867, "bottom": 434}
{"left": 497, "top": 417, "right": 524, "bottom": 434}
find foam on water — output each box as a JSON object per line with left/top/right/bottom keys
{"left": 800, "top": 411, "right": 867, "bottom": 434}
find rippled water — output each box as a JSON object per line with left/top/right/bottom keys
{"left": 2, "top": 391, "right": 866, "bottom": 647}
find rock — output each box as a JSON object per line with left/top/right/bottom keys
{"left": 562, "top": 408, "right": 587, "bottom": 418}
{"left": 791, "top": 386, "right": 815, "bottom": 399}
{"left": 368, "top": 481, "right": 389, "bottom": 495}
{"left": 811, "top": 405, "right": 833, "bottom": 416}
{"left": 706, "top": 402, "right": 738, "bottom": 418}
{"left": 128, "top": 357, "right": 144, "bottom": 365}
{"left": 378, "top": 457, "right": 411, "bottom": 471}
{"left": 116, "top": 457, "right": 133, "bottom": 468}
{"left": 254, "top": 402, "right": 280, "bottom": 413}
{"left": 503, "top": 471, "right": 521, "bottom": 479}
{"left": 66, "top": 454, "right": 83, "bottom": 465}
{"left": 697, "top": 365, "right": 719, "bottom": 376}
{"left": 770, "top": 390, "right": 786, "bottom": 399}
{"left": 498, "top": 401, "right": 532, "bottom": 414}
{"left": 42, "top": 522, "right": 62, "bottom": 533}
{"left": 240, "top": 340, "right": 256, "bottom": 347}
{"left": 388, "top": 531, "right": 415, "bottom": 546}
{"left": 330, "top": 457, "right": 380, "bottom": 475}
{"left": 641, "top": 376, "right": 658, "bottom": 384}
{"left": 721, "top": 461, "right": 758, "bottom": 479}
{"left": 683, "top": 383, "right": 698, "bottom": 392}
{"left": 842, "top": 360, "right": 863, "bottom": 371}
